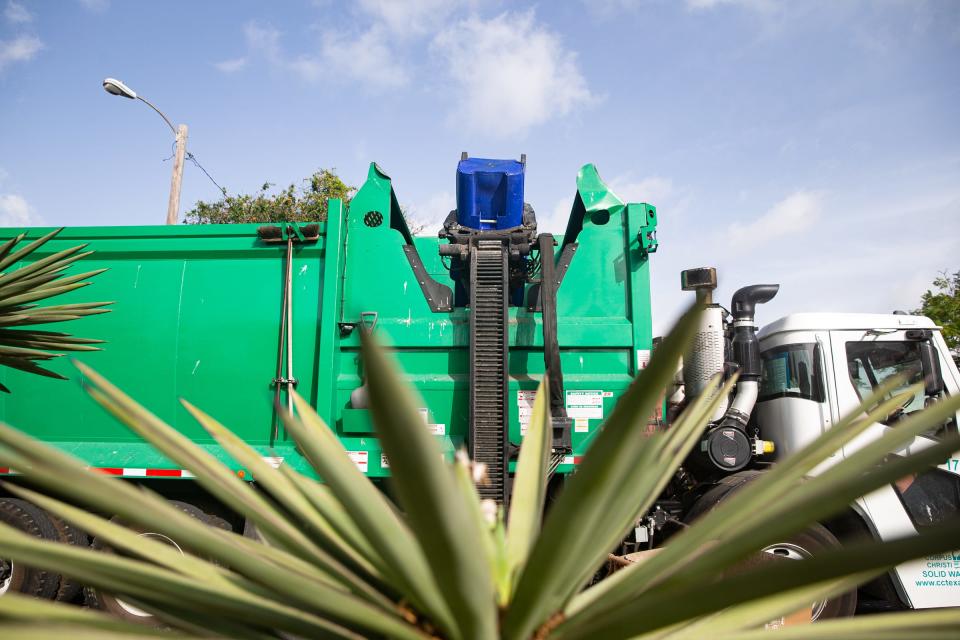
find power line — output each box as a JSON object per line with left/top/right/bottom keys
{"left": 185, "top": 151, "right": 227, "bottom": 197}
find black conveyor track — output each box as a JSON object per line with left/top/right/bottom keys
{"left": 469, "top": 240, "right": 510, "bottom": 504}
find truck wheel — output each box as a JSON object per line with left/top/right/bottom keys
{"left": 48, "top": 514, "right": 88, "bottom": 602}
{"left": 685, "top": 475, "right": 857, "bottom": 621}
{"left": 761, "top": 523, "right": 857, "bottom": 620}
{"left": 84, "top": 500, "right": 209, "bottom": 625}
{"left": 0, "top": 497, "right": 61, "bottom": 600}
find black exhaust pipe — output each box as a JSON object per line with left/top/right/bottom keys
{"left": 730, "top": 284, "right": 780, "bottom": 382}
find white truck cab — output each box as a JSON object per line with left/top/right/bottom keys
{"left": 756, "top": 312, "right": 960, "bottom": 609}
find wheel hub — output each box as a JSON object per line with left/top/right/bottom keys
{"left": 114, "top": 532, "right": 184, "bottom": 617}
{"left": 762, "top": 542, "right": 827, "bottom": 620}
{"left": 0, "top": 557, "right": 13, "bottom": 595}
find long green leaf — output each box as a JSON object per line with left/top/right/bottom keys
{"left": 278, "top": 464, "right": 386, "bottom": 567}
{"left": 0, "top": 428, "right": 350, "bottom": 595}
{"left": 284, "top": 389, "right": 459, "bottom": 637}
{"left": 655, "top": 573, "right": 876, "bottom": 639}
{"left": 0, "top": 280, "right": 94, "bottom": 310}
{"left": 0, "top": 592, "right": 161, "bottom": 633}
{"left": 77, "top": 363, "right": 383, "bottom": 603}
{"left": 557, "top": 435, "right": 960, "bottom": 638}
{"left": 0, "top": 355, "right": 66, "bottom": 379}
{"left": 452, "top": 449, "right": 505, "bottom": 604}
{"left": 0, "top": 434, "right": 427, "bottom": 639}
{"left": 0, "top": 336, "right": 101, "bottom": 351}
{"left": 565, "top": 373, "right": 735, "bottom": 596}
{"left": 566, "top": 386, "right": 947, "bottom": 618}
{"left": 0, "top": 520, "right": 367, "bottom": 640}
{"left": 711, "top": 608, "right": 960, "bottom": 640}
{"left": 562, "top": 517, "right": 960, "bottom": 638}
{"left": 0, "top": 232, "right": 26, "bottom": 267}
{"left": 3, "top": 483, "right": 243, "bottom": 591}
{"left": 502, "top": 303, "right": 702, "bottom": 640}
{"left": 0, "top": 245, "right": 90, "bottom": 291}
{"left": 660, "top": 397, "right": 960, "bottom": 586}
{"left": 182, "top": 399, "right": 384, "bottom": 580}
{"left": 0, "top": 227, "right": 62, "bottom": 272}
{"left": 504, "top": 375, "right": 551, "bottom": 593}
{"left": 361, "top": 330, "right": 498, "bottom": 640}
{"left": 0, "top": 625, "right": 197, "bottom": 640}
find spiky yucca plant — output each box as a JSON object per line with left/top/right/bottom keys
{"left": 0, "top": 228, "right": 111, "bottom": 391}
{"left": 0, "top": 307, "right": 958, "bottom": 638}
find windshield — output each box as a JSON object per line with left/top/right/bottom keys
{"left": 759, "top": 343, "right": 825, "bottom": 403}
{"left": 845, "top": 340, "right": 925, "bottom": 424}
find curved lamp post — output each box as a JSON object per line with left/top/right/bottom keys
{"left": 103, "top": 78, "right": 188, "bottom": 225}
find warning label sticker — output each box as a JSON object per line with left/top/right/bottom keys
{"left": 347, "top": 451, "right": 369, "bottom": 473}
{"left": 380, "top": 453, "right": 389, "bottom": 469}
{"left": 418, "top": 407, "right": 446, "bottom": 435}
{"left": 574, "top": 418, "right": 590, "bottom": 433}
{"left": 636, "top": 350, "right": 651, "bottom": 370}
{"left": 518, "top": 390, "right": 537, "bottom": 435}
{"left": 566, "top": 390, "right": 604, "bottom": 420}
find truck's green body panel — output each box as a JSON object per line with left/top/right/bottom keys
{"left": 0, "top": 164, "right": 657, "bottom": 480}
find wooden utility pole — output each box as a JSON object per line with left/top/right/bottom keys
{"left": 166, "top": 124, "right": 188, "bottom": 225}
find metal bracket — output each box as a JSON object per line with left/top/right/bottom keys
{"left": 272, "top": 376, "right": 298, "bottom": 387}
{"left": 360, "top": 311, "right": 378, "bottom": 331}
{"left": 629, "top": 203, "right": 658, "bottom": 255}
{"left": 256, "top": 224, "right": 321, "bottom": 244}
{"left": 338, "top": 311, "right": 380, "bottom": 337}
{"left": 402, "top": 244, "right": 453, "bottom": 312}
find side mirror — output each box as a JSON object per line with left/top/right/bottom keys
{"left": 919, "top": 341, "right": 945, "bottom": 396}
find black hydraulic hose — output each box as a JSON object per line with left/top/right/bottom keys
{"left": 538, "top": 234, "right": 567, "bottom": 419}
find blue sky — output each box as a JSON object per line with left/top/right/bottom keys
{"left": 1, "top": 0, "right": 958, "bottom": 332}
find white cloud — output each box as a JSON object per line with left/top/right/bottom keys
{"left": 213, "top": 57, "right": 247, "bottom": 73}
{"left": 0, "top": 34, "right": 41, "bottom": 70}
{"left": 78, "top": 0, "right": 109, "bottom": 11}
{"left": 404, "top": 191, "right": 454, "bottom": 235}
{"left": 4, "top": 1, "right": 32, "bottom": 23}
{"left": 244, "top": 22, "right": 282, "bottom": 62}
{"left": 542, "top": 197, "right": 574, "bottom": 235}
{"left": 0, "top": 194, "right": 42, "bottom": 227}
{"left": 432, "top": 10, "right": 596, "bottom": 138}
{"left": 686, "top": 0, "right": 777, "bottom": 10}
{"left": 315, "top": 25, "right": 409, "bottom": 88}
{"left": 608, "top": 175, "right": 674, "bottom": 206}
{"left": 357, "top": 0, "right": 464, "bottom": 37}
{"left": 240, "top": 20, "right": 408, "bottom": 90}
{"left": 725, "top": 190, "right": 822, "bottom": 250}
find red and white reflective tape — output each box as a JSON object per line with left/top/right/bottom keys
{"left": 0, "top": 466, "right": 194, "bottom": 478}
{"left": 561, "top": 456, "right": 584, "bottom": 465}
{"left": 92, "top": 468, "right": 196, "bottom": 478}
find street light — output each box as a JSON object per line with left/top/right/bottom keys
{"left": 102, "top": 77, "right": 188, "bottom": 225}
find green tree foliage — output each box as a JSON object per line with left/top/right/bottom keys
{"left": 183, "top": 169, "right": 355, "bottom": 224}
{"left": 917, "top": 270, "right": 960, "bottom": 355}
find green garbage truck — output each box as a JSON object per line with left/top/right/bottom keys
{"left": 0, "top": 156, "right": 957, "bottom": 620}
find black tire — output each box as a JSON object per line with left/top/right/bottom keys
{"left": 685, "top": 472, "right": 857, "bottom": 621}
{"left": 0, "top": 497, "right": 61, "bottom": 600}
{"left": 84, "top": 499, "right": 209, "bottom": 625}
{"left": 48, "top": 514, "right": 89, "bottom": 602}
